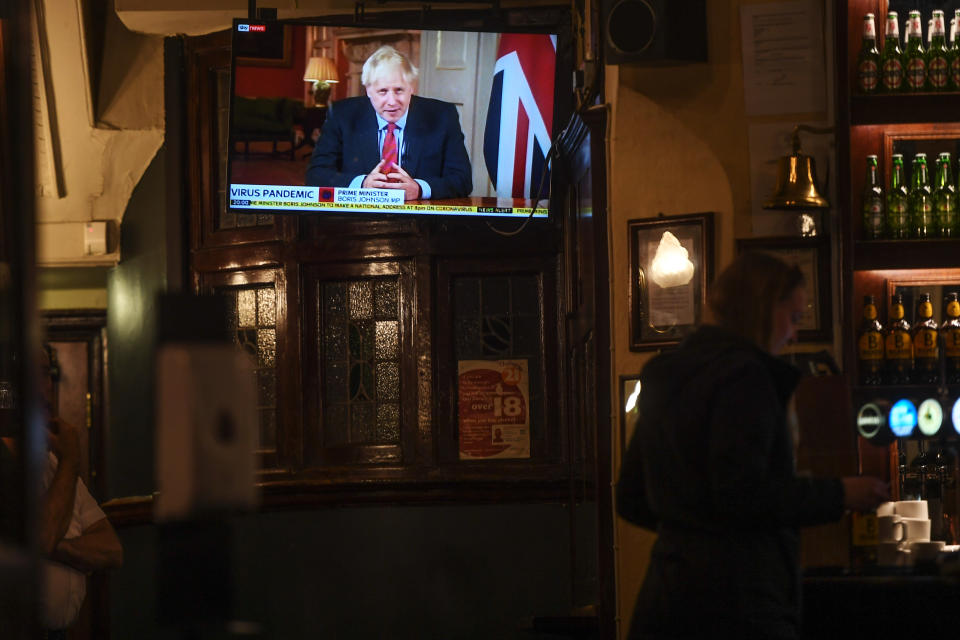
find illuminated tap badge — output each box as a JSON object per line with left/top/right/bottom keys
{"left": 917, "top": 398, "right": 943, "bottom": 436}
{"left": 889, "top": 399, "right": 917, "bottom": 437}
{"left": 856, "top": 402, "right": 884, "bottom": 439}
{"left": 953, "top": 398, "right": 960, "bottom": 436}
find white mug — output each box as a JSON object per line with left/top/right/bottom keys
{"left": 877, "top": 541, "right": 906, "bottom": 566}
{"left": 910, "top": 540, "right": 945, "bottom": 562}
{"left": 895, "top": 500, "right": 929, "bottom": 519}
{"left": 901, "top": 517, "right": 931, "bottom": 542}
{"left": 877, "top": 514, "right": 905, "bottom": 543}
{"left": 876, "top": 501, "right": 896, "bottom": 517}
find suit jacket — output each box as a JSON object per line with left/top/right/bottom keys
{"left": 305, "top": 95, "right": 473, "bottom": 200}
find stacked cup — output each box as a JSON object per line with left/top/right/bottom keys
{"left": 876, "top": 502, "right": 906, "bottom": 566}
{"left": 877, "top": 500, "right": 944, "bottom": 565}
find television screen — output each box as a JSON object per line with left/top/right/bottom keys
{"left": 228, "top": 15, "right": 569, "bottom": 220}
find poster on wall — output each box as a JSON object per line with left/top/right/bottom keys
{"left": 458, "top": 359, "right": 530, "bottom": 460}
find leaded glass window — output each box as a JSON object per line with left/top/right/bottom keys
{"left": 453, "top": 274, "right": 543, "bottom": 431}
{"left": 222, "top": 284, "right": 278, "bottom": 451}
{"left": 321, "top": 277, "right": 401, "bottom": 446}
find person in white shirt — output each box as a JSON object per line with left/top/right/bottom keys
{"left": 2, "top": 345, "right": 122, "bottom": 635}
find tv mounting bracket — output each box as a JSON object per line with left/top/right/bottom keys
{"left": 246, "top": 0, "right": 502, "bottom": 23}
{"left": 354, "top": 1, "right": 503, "bottom": 23}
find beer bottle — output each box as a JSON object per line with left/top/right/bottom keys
{"left": 862, "top": 155, "right": 885, "bottom": 239}
{"left": 942, "top": 292, "right": 960, "bottom": 384}
{"left": 857, "top": 13, "right": 881, "bottom": 93}
{"left": 913, "top": 293, "right": 940, "bottom": 384}
{"left": 951, "top": 10, "right": 960, "bottom": 91}
{"left": 934, "top": 152, "right": 957, "bottom": 238}
{"left": 910, "top": 153, "right": 935, "bottom": 238}
{"left": 904, "top": 10, "right": 927, "bottom": 91}
{"left": 927, "top": 11, "right": 950, "bottom": 91}
{"left": 862, "top": 155, "right": 884, "bottom": 240}
{"left": 887, "top": 154, "right": 910, "bottom": 239}
{"left": 885, "top": 293, "right": 912, "bottom": 384}
{"left": 881, "top": 12, "right": 905, "bottom": 92}
{"left": 858, "top": 295, "right": 884, "bottom": 385}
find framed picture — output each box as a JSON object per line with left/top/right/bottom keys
{"left": 628, "top": 212, "right": 714, "bottom": 351}
{"left": 735, "top": 235, "right": 832, "bottom": 342}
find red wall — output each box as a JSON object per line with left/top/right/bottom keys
{"left": 234, "top": 26, "right": 307, "bottom": 100}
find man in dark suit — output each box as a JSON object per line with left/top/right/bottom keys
{"left": 305, "top": 45, "right": 473, "bottom": 200}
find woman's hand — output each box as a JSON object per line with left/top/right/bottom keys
{"left": 841, "top": 476, "right": 890, "bottom": 511}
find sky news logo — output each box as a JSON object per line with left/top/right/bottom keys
{"left": 237, "top": 24, "right": 266, "bottom": 32}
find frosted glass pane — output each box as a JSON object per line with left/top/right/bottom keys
{"left": 376, "top": 403, "right": 400, "bottom": 442}
{"left": 257, "top": 329, "right": 276, "bottom": 367}
{"left": 324, "top": 321, "right": 347, "bottom": 362}
{"left": 257, "top": 288, "right": 276, "bottom": 326}
{"left": 349, "top": 281, "right": 373, "bottom": 319}
{"left": 376, "top": 362, "right": 399, "bottom": 401}
{"left": 375, "top": 321, "right": 399, "bottom": 360}
{"left": 324, "top": 283, "right": 346, "bottom": 319}
{"left": 374, "top": 279, "right": 398, "bottom": 319}
{"left": 237, "top": 289, "right": 256, "bottom": 328}
{"left": 351, "top": 402, "right": 375, "bottom": 443}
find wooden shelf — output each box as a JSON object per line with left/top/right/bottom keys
{"left": 850, "top": 94, "right": 960, "bottom": 126}
{"left": 852, "top": 239, "right": 960, "bottom": 270}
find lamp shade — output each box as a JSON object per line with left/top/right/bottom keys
{"left": 303, "top": 56, "right": 339, "bottom": 84}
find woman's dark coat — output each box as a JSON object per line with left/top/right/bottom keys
{"left": 617, "top": 325, "right": 845, "bottom": 639}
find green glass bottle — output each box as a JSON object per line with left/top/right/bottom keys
{"left": 862, "top": 155, "right": 885, "bottom": 239}
{"left": 913, "top": 293, "right": 940, "bottom": 384}
{"left": 904, "top": 10, "right": 927, "bottom": 91}
{"left": 857, "top": 13, "right": 881, "bottom": 93}
{"left": 951, "top": 10, "right": 960, "bottom": 91}
{"left": 887, "top": 154, "right": 910, "bottom": 239}
{"left": 882, "top": 12, "right": 905, "bottom": 92}
{"left": 858, "top": 295, "right": 884, "bottom": 385}
{"left": 935, "top": 152, "right": 957, "bottom": 238}
{"left": 927, "top": 11, "right": 950, "bottom": 91}
{"left": 942, "top": 292, "right": 960, "bottom": 384}
{"left": 885, "top": 293, "right": 913, "bottom": 384}
{"left": 910, "top": 153, "right": 935, "bottom": 238}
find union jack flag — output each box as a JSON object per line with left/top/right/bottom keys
{"left": 483, "top": 34, "right": 556, "bottom": 200}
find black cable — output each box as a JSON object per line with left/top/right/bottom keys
{"left": 484, "top": 80, "right": 599, "bottom": 237}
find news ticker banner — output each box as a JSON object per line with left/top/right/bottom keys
{"left": 229, "top": 184, "right": 549, "bottom": 217}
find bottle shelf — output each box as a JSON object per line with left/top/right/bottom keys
{"left": 851, "top": 94, "right": 960, "bottom": 125}
{"left": 853, "top": 238, "right": 960, "bottom": 270}
{"left": 853, "top": 384, "right": 960, "bottom": 397}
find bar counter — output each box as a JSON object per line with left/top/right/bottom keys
{"left": 803, "top": 565, "right": 960, "bottom": 637}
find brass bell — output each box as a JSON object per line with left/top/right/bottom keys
{"left": 763, "top": 125, "right": 832, "bottom": 210}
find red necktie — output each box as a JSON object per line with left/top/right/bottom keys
{"left": 382, "top": 123, "right": 398, "bottom": 179}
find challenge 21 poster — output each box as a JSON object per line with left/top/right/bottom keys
{"left": 457, "top": 359, "right": 530, "bottom": 460}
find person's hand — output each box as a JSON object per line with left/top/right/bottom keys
{"left": 841, "top": 476, "right": 890, "bottom": 512}
{"left": 383, "top": 165, "right": 422, "bottom": 201}
{"left": 362, "top": 161, "right": 422, "bottom": 200}
{"left": 362, "top": 159, "right": 393, "bottom": 189}
{"left": 47, "top": 417, "right": 80, "bottom": 469}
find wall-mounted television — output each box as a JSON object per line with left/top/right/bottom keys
{"left": 227, "top": 9, "right": 573, "bottom": 220}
